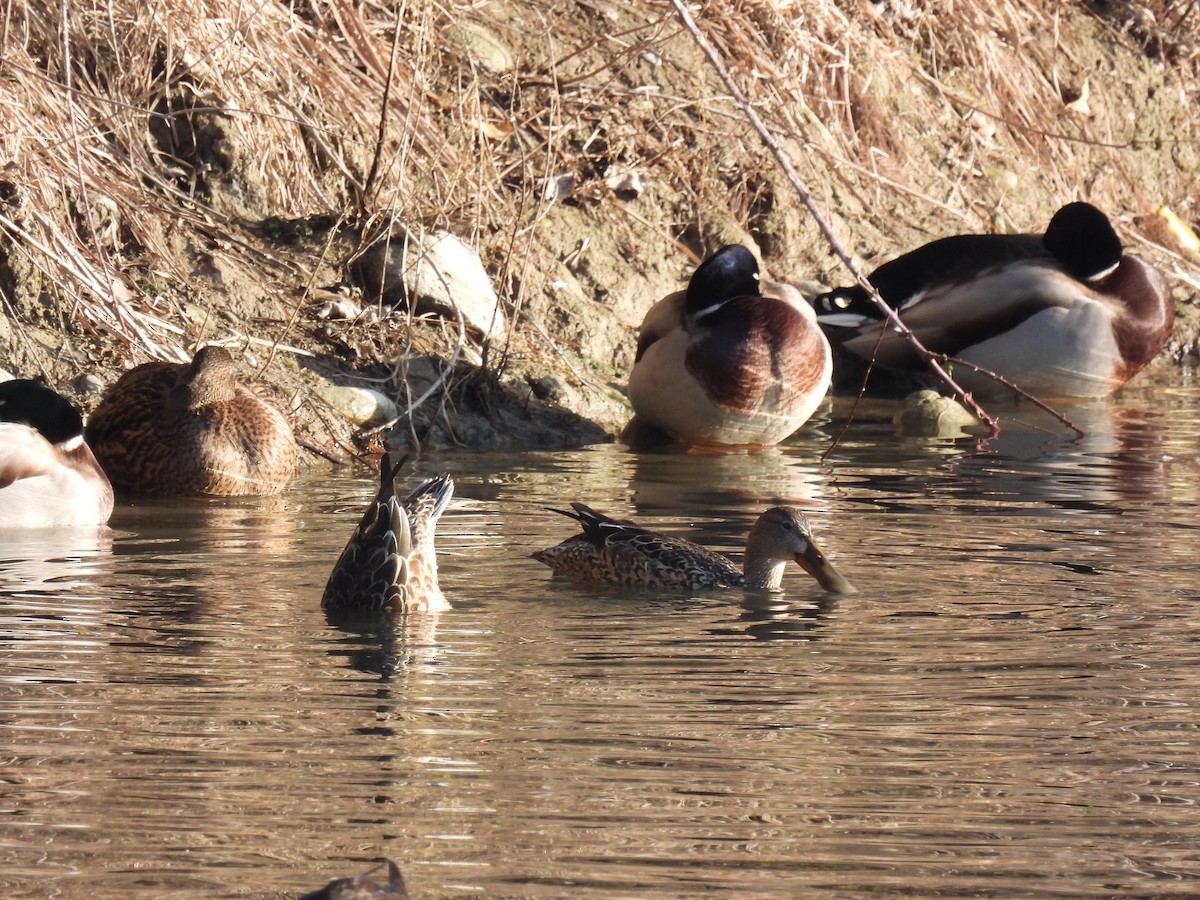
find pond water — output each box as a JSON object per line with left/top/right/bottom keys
{"left": 3, "top": 373, "right": 1200, "bottom": 898}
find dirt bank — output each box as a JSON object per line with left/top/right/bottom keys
{"left": 1, "top": 0, "right": 1197, "bottom": 464}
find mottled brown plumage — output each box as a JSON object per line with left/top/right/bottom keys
{"left": 627, "top": 244, "right": 832, "bottom": 447}
{"left": 322, "top": 454, "right": 453, "bottom": 615}
{"left": 86, "top": 346, "right": 296, "bottom": 496}
{"left": 300, "top": 859, "right": 408, "bottom": 900}
{"left": 534, "top": 504, "right": 855, "bottom": 594}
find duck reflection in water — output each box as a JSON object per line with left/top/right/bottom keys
{"left": 704, "top": 592, "right": 843, "bottom": 642}
{"left": 300, "top": 859, "right": 407, "bottom": 900}
{"left": 534, "top": 504, "right": 855, "bottom": 594}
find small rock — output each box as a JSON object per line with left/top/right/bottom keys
{"left": 316, "top": 383, "right": 400, "bottom": 428}
{"left": 603, "top": 166, "right": 644, "bottom": 199}
{"left": 314, "top": 297, "right": 363, "bottom": 320}
{"left": 543, "top": 173, "right": 576, "bottom": 202}
{"left": 72, "top": 373, "right": 106, "bottom": 396}
{"left": 447, "top": 21, "right": 515, "bottom": 73}
{"left": 530, "top": 374, "right": 567, "bottom": 403}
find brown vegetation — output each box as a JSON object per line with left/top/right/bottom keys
{"left": 1, "top": 0, "right": 1198, "bottom": 457}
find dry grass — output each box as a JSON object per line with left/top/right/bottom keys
{"left": 0, "top": 0, "right": 1197, "bottom": 445}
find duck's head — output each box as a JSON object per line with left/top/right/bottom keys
{"left": 0, "top": 379, "right": 86, "bottom": 448}
{"left": 1043, "top": 201, "right": 1123, "bottom": 282}
{"left": 685, "top": 244, "right": 761, "bottom": 321}
{"left": 179, "top": 345, "right": 240, "bottom": 409}
{"left": 749, "top": 506, "right": 857, "bottom": 594}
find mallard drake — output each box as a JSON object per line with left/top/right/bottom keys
{"left": 534, "top": 504, "right": 855, "bottom": 594}
{"left": 812, "top": 202, "right": 1175, "bottom": 398}
{"left": 322, "top": 454, "right": 454, "bottom": 615}
{"left": 300, "top": 859, "right": 408, "bottom": 900}
{"left": 85, "top": 345, "right": 297, "bottom": 496}
{"left": 627, "top": 244, "right": 833, "bottom": 447}
{"left": 0, "top": 379, "right": 114, "bottom": 527}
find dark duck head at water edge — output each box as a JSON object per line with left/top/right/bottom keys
{"left": 322, "top": 454, "right": 454, "bottom": 615}
{"left": 627, "top": 243, "right": 833, "bottom": 448}
{"left": 299, "top": 859, "right": 408, "bottom": 899}
{"left": 85, "top": 345, "right": 297, "bottom": 495}
{"left": 0, "top": 379, "right": 114, "bottom": 527}
{"left": 534, "top": 503, "right": 856, "bottom": 594}
{"left": 811, "top": 202, "right": 1175, "bottom": 398}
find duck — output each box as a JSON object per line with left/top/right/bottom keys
{"left": 534, "top": 503, "right": 855, "bottom": 594}
{"left": 626, "top": 243, "right": 833, "bottom": 447}
{"left": 300, "top": 859, "right": 408, "bottom": 900}
{"left": 85, "top": 345, "right": 297, "bottom": 496}
{"left": 811, "top": 202, "right": 1175, "bottom": 398}
{"left": 322, "top": 454, "right": 454, "bottom": 615}
{"left": 0, "top": 379, "right": 114, "bottom": 527}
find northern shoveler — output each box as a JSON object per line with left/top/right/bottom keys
{"left": 0, "top": 379, "right": 114, "bottom": 527}
{"left": 534, "top": 503, "right": 855, "bottom": 594}
{"left": 627, "top": 244, "right": 833, "bottom": 447}
{"left": 322, "top": 454, "right": 454, "bottom": 615}
{"left": 300, "top": 859, "right": 407, "bottom": 900}
{"left": 86, "top": 345, "right": 297, "bottom": 496}
{"left": 812, "top": 202, "right": 1174, "bottom": 398}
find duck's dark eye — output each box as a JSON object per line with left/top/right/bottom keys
{"left": 780, "top": 519, "right": 794, "bottom": 531}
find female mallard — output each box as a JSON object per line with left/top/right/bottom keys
{"left": 534, "top": 504, "right": 855, "bottom": 594}
{"left": 86, "top": 345, "right": 296, "bottom": 496}
{"left": 812, "top": 202, "right": 1174, "bottom": 398}
{"left": 0, "top": 379, "right": 114, "bottom": 527}
{"left": 627, "top": 244, "right": 833, "bottom": 447}
{"left": 322, "top": 454, "right": 454, "bottom": 615}
{"left": 300, "top": 859, "right": 407, "bottom": 900}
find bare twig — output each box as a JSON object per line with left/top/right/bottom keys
{"left": 940, "top": 354, "right": 1085, "bottom": 435}
{"left": 670, "top": 0, "right": 1002, "bottom": 436}
{"left": 360, "top": 1, "right": 405, "bottom": 215}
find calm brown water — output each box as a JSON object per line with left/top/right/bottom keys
{"left": 3, "top": 374, "right": 1200, "bottom": 898}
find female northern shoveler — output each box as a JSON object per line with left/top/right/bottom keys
{"left": 812, "top": 202, "right": 1174, "bottom": 398}
{"left": 300, "top": 859, "right": 407, "bottom": 900}
{"left": 627, "top": 244, "right": 833, "bottom": 447}
{"left": 534, "top": 504, "right": 855, "bottom": 594}
{"left": 0, "top": 379, "right": 114, "bottom": 527}
{"left": 86, "top": 345, "right": 297, "bottom": 496}
{"left": 322, "top": 455, "right": 454, "bottom": 615}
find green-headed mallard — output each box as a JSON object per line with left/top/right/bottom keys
{"left": 811, "top": 202, "right": 1174, "bottom": 397}
{"left": 627, "top": 243, "right": 833, "bottom": 447}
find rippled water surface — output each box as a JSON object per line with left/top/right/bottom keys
{"left": 4, "top": 375, "right": 1200, "bottom": 898}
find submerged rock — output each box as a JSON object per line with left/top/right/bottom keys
{"left": 894, "top": 389, "right": 981, "bottom": 438}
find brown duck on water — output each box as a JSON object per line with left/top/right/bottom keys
{"left": 322, "top": 453, "right": 454, "bottom": 615}
{"left": 86, "top": 345, "right": 296, "bottom": 496}
{"left": 534, "top": 504, "right": 855, "bottom": 594}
